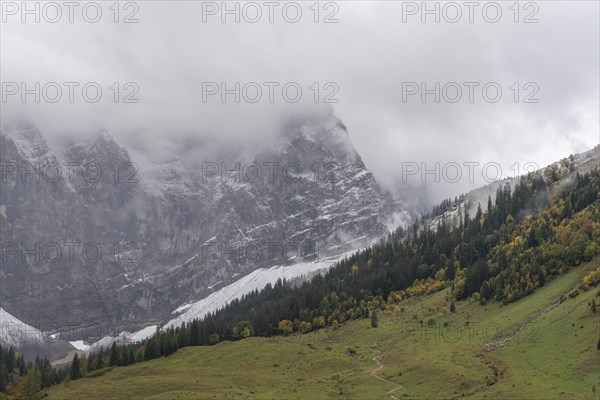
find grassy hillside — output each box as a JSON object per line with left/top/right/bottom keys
{"left": 47, "top": 258, "right": 600, "bottom": 400}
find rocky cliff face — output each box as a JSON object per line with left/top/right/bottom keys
{"left": 0, "top": 115, "right": 408, "bottom": 341}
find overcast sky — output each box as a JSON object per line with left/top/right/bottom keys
{"left": 2, "top": 1, "right": 599, "bottom": 202}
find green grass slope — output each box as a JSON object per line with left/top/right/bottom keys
{"left": 47, "top": 259, "right": 600, "bottom": 400}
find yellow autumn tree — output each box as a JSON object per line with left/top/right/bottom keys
{"left": 278, "top": 320, "right": 293, "bottom": 336}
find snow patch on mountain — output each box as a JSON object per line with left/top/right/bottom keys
{"left": 164, "top": 249, "right": 357, "bottom": 329}
{"left": 0, "top": 308, "right": 77, "bottom": 361}
{"left": 69, "top": 340, "right": 90, "bottom": 351}
{"left": 0, "top": 308, "right": 44, "bottom": 347}
{"left": 81, "top": 246, "right": 362, "bottom": 351}
{"left": 82, "top": 324, "right": 159, "bottom": 353}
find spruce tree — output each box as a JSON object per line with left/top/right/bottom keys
{"left": 0, "top": 364, "right": 8, "bottom": 393}
{"left": 41, "top": 357, "right": 54, "bottom": 387}
{"left": 96, "top": 347, "right": 105, "bottom": 369}
{"left": 19, "top": 355, "right": 27, "bottom": 376}
{"left": 537, "top": 267, "right": 546, "bottom": 287}
{"left": 86, "top": 353, "right": 94, "bottom": 372}
{"left": 7, "top": 346, "right": 15, "bottom": 371}
{"left": 110, "top": 342, "right": 120, "bottom": 367}
{"left": 129, "top": 347, "right": 136, "bottom": 365}
{"left": 370, "top": 311, "right": 378, "bottom": 328}
{"left": 70, "top": 354, "right": 81, "bottom": 380}
{"left": 190, "top": 321, "right": 200, "bottom": 346}
{"left": 122, "top": 346, "right": 129, "bottom": 366}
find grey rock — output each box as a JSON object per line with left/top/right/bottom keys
{"left": 0, "top": 114, "right": 407, "bottom": 345}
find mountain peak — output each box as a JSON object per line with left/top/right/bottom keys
{"left": 62, "top": 130, "right": 130, "bottom": 165}
{"left": 88, "top": 130, "right": 126, "bottom": 153}
{"left": 0, "top": 126, "right": 52, "bottom": 161}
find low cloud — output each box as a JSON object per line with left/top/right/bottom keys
{"left": 1, "top": 1, "right": 598, "bottom": 203}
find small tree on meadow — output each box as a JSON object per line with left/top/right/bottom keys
{"left": 278, "top": 320, "right": 293, "bottom": 336}
{"left": 370, "top": 311, "right": 378, "bottom": 328}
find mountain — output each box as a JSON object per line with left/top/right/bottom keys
{"left": 124, "top": 146, "right": 596, "bottom": 349}
{"left": 2, "top": 139, "right": 598, "bottom": 398}
{"left": 41, "top": 148, "right": 600, "bottom": 399}
{"left": 0, "top": 114, "right": 409, "bottom": 354}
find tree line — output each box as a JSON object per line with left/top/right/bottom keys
{"left": 93, "top": 161, "right": 598, "bottom": 373}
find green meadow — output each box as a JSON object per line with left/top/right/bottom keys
{"left": 47, "top": 259, "right": 600, "bottom": 400}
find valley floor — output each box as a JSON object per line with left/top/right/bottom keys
{"left": 47, "top": 259, "right": 600, "bottom": 400}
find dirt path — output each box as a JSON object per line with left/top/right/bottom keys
{"left": 477, "top": 300, "right": 560, "bottom": 357}
{"left": 475, "top": 299, "right": 562, "bottom": 389}
{"left": 370, "top": 350, "right": 402, "bottom": 400}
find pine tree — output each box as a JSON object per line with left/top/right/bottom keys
{"left": 96, "top": 347, "right": 105, "bottom": 369}
{"left": 527, "top": 227, "right": 538, "bottom": 248}
{"left": 70, "top": 354, "right": 81, "bottom": 380}
{"left": 110, "top": 342, "right": 120, "bottom": 367}
{"left": 177, "top": 325, "right": 189, "bottom": 348}
{"left": 86, "top": 353, "right": 94, "bottom": 372}
{"left": 480, "top": 281, "right": 491, "bottom": 304}
{"left": 189, "top": 321, "right": 200, "bottom": 346}
{"left": 41, "top": 357, "right": 54, "bottom": 388}
{"left": 370, "top": 311, "right": 378, "bottom": 328}
{"left": 476, "top": 202, "right": 483, "bottom": 222}
{"left": 135, "top": 348, "right": 143, "bottom": 363}
{"left": 7, "top": 346, "right": 15, "bottom": 371}
{"left": 122, "top": 346, "right": 129, "bottom": 366}
{"left": 450, "top": 301, "right": 456, "bottom": 313}
{"left": 591, "top": 298, "right": 597, "bottom": 313}
{"left": 0, "top": 364, "right": 8, "bottom": 393}
{"left": 18, "top": 355, "right": 27, "bottom": 376}
{"left": 537, "top": 267, "right": 546, "bottom": 287}
{"left": 129, "top": 347, "right": 136, "bottom": 365}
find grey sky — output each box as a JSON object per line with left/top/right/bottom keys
{"left": 2, "top": 1, "right": 599, "bottom": 202}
